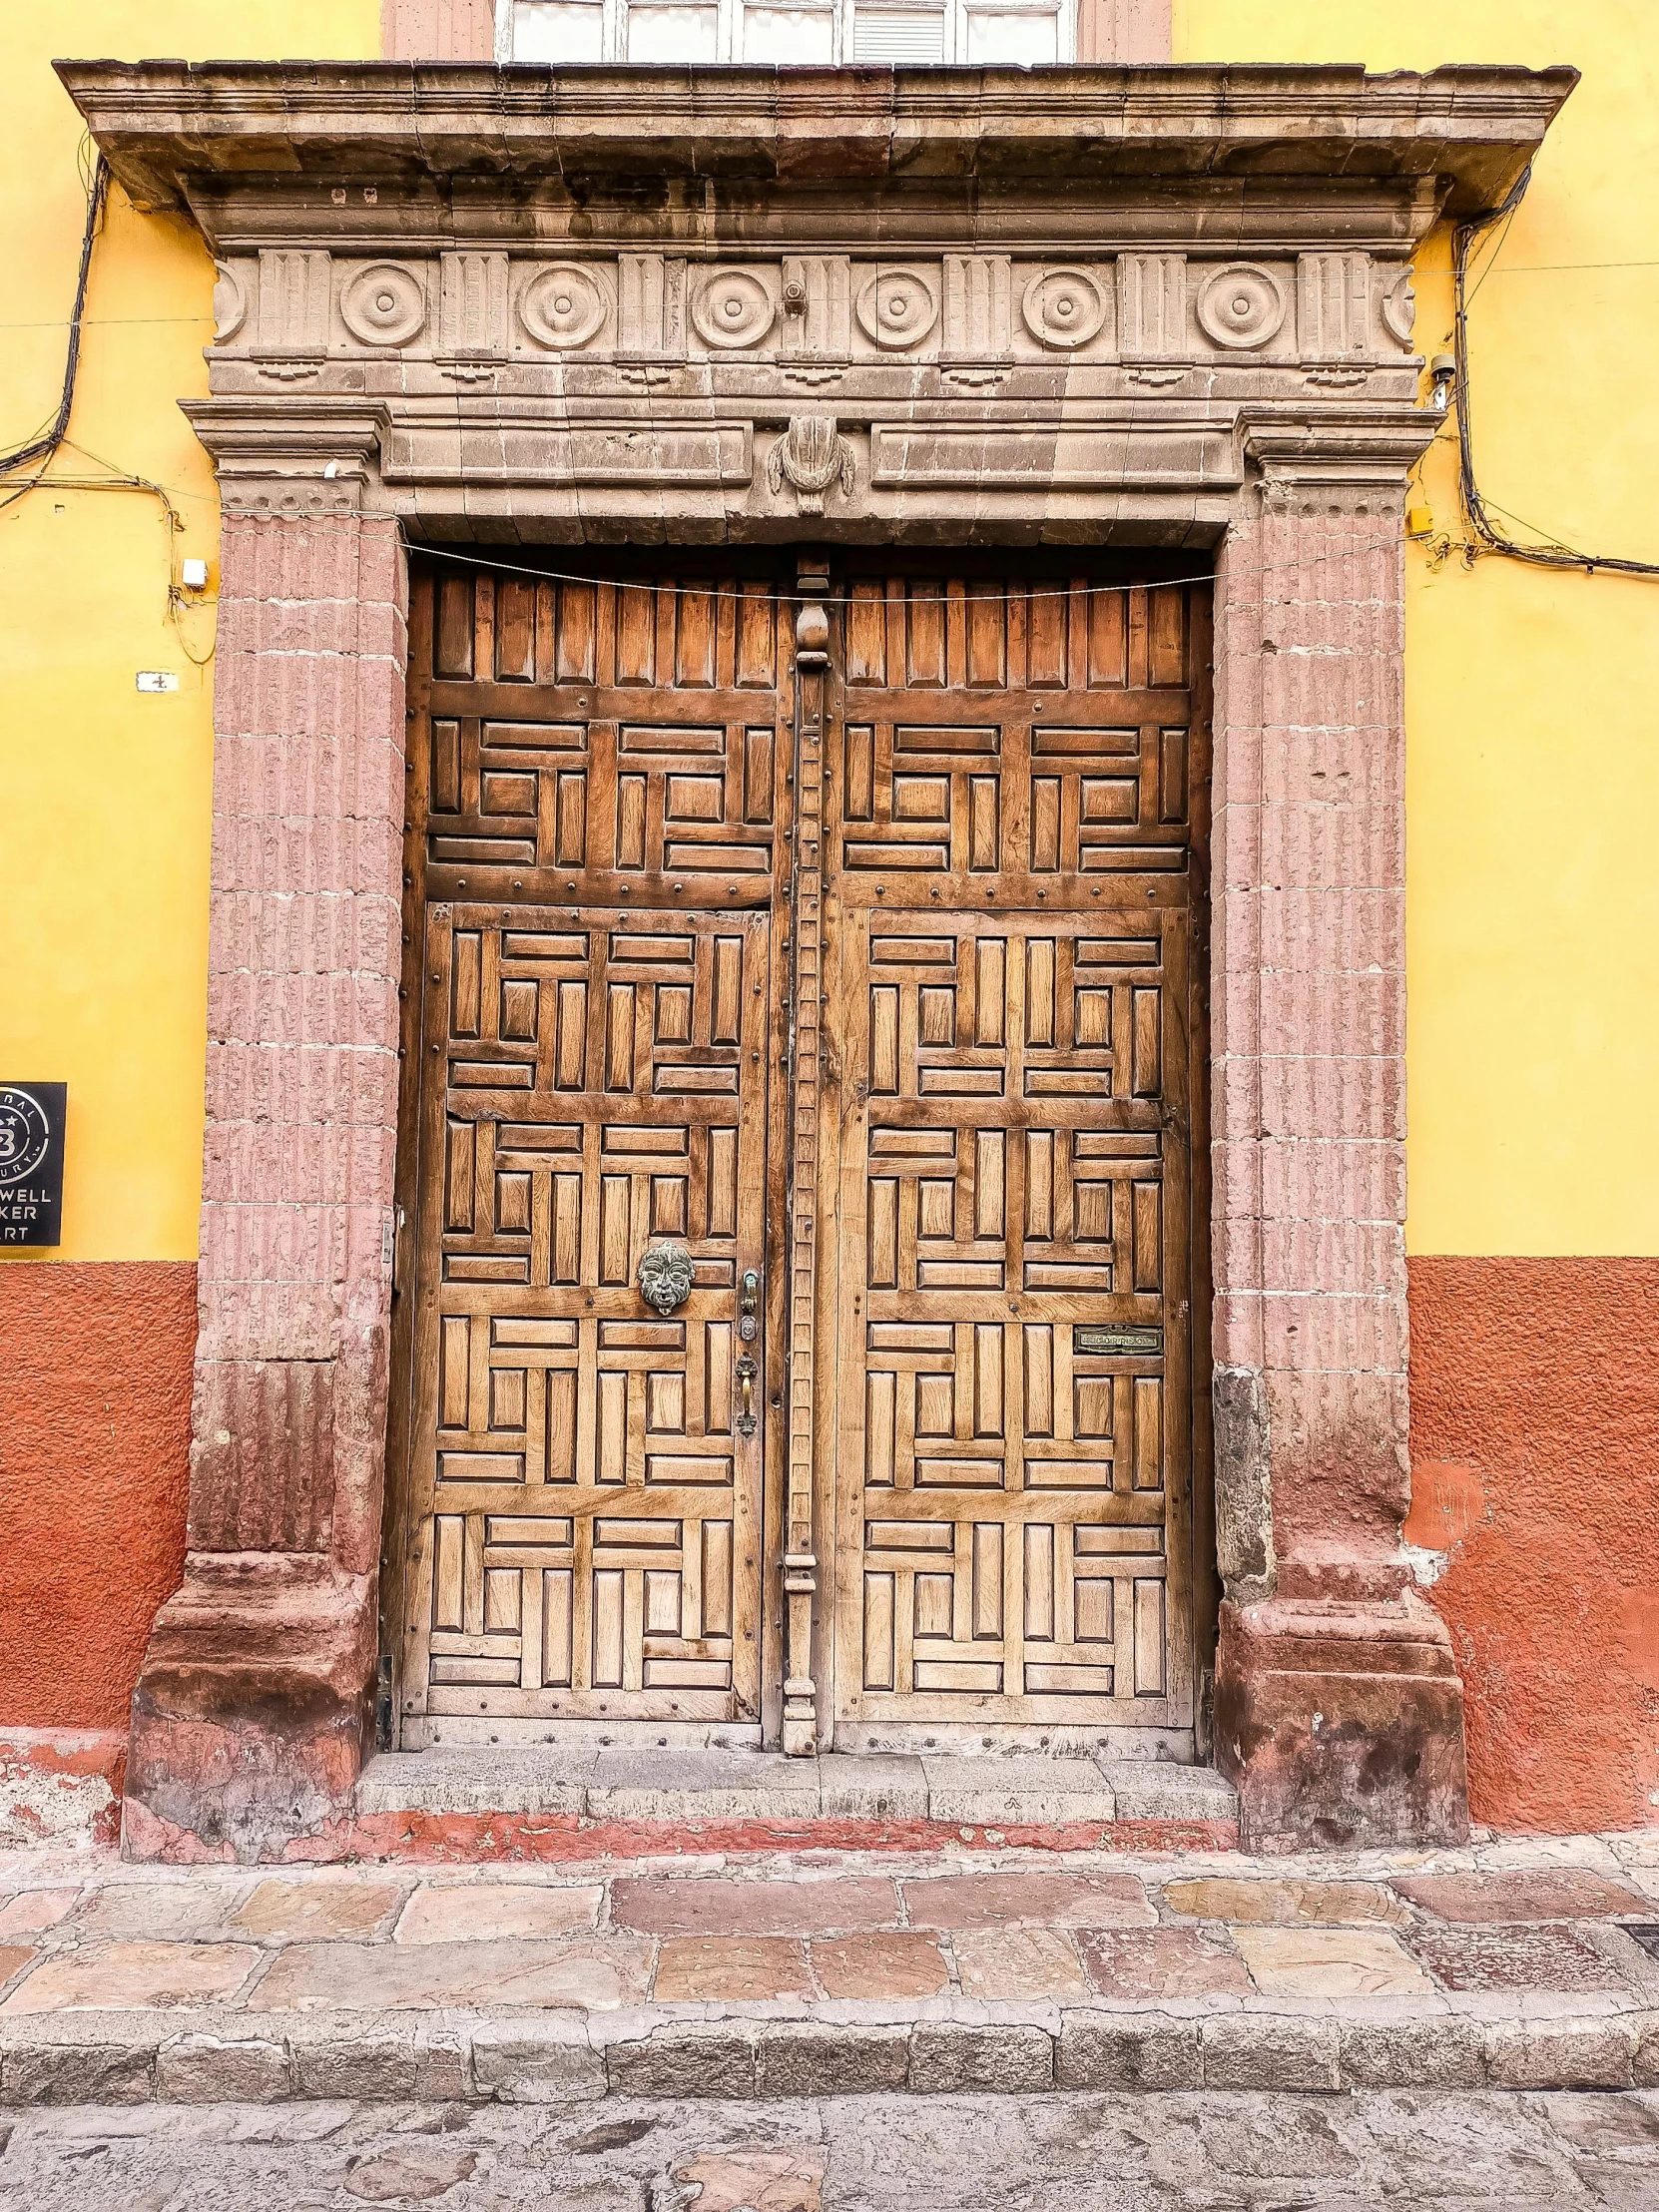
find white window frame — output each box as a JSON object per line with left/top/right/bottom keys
{"left": 499, "top": 0, "right": 1074, "bottom": 67}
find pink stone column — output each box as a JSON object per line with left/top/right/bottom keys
{"left": 1076, "top": 0, "right": 1172, "bottom": 62}
{"left": 125, "top": 512, "right": 408, "bottom": 1862}
{"left": 381, "top": 0, "right": 495, "bottom": 59}
{"left": 1210, "top": 476, "right": 1469, "bottom": 1851}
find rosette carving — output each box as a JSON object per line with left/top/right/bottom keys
{"left": 338, "top": 261, "right": 427, "bottom": 347}
{"left": 691, "top": 269, "right": 777, "bottom": 350}
{"left": 1196, "top": 264, "right": 1287, "bottom": 351}
{"left": 518, "top": 263, "right": 610, "bottom": 351}
{"left": 1021, "top": 267, "right": 1106, "bottom": 350}
{"left": 855, "top": 269, "right": 938, "bottom": 349}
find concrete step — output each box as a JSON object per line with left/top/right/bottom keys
{"left": 352, "top": 1746, "right": 1240, "bottom": 1846}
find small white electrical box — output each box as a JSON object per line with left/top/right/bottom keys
{"left": 136, "top": 671, "right": 181, "bottom": 694}
{"left": 181, "top": 558, "right": 210, "bottom": 590}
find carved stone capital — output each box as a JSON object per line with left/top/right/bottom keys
{"left": 1243, "top": 408, "right": 1438, "bottom": 499}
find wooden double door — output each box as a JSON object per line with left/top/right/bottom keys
{"left": 388, "top": 557, "right": 1210, "bottom": 1749}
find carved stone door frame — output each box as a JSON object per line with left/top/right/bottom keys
{"left": 61, "top": 59, "right": 1575, "bottom": 1857}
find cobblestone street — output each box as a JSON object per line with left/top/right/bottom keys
{"left": 3, "top": 2088, "right": 1659, "bottom": 2209}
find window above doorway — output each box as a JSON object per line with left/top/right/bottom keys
{"left": 500, "top": 0, "right": 1074, "bottom": 67}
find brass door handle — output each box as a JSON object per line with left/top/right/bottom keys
{"left": 737, "top": 1355, "right": 757, "bottom": 1437}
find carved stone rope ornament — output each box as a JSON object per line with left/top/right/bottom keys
{"left": 782, "top": 562, "right": 830, "bottom": 1755}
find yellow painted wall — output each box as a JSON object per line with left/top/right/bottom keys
{"left": 0, "top": 2, "right": 379, "bottom": 1266}
{"left": 1178, "top": 0, "right": 1659, "bottom": 1256}
{"left": 7, "top": 3, "right": 1654, "bottom": 1261}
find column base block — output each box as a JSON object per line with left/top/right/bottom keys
{"left": 1215, "top": 1593, "right": 1469, "bottom": 1852}
{"left": 124, "top": 1552, "right": 376, "bottom": 1864}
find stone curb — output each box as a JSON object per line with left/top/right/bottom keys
{"left": 1, "top": 2002, "right": 1653, "bottom": 2105}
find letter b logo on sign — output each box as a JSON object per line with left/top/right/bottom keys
{"left": 0, "top": 1082, "right": 67, "bottom": 1247}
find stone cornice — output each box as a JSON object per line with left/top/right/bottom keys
{"left": 60, "top": 62, "right": 1574, "bottom": 222}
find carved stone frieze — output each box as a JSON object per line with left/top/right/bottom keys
{"left": 64, "top": 63, "right": 1569, "bottom": 532}
{"left": 206, "top": 248, "right": 1379, "bottom": 378}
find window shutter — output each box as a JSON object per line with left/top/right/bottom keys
{"left": 851, "top": 1, "right": 946, "bottom": 61}
{"left": 504, "top": 0, "right": 1073, "bottom": 64}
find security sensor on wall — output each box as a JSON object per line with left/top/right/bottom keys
{"left": 1429, "top": 354, "right": 1457, "bottom": 411}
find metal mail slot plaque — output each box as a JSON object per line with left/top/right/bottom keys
{"left": 1075, "top": 1325, "right": 1164, "bottom": 1357}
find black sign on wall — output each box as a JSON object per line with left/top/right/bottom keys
{"left": 0, "top": 1083, "right": 67, "bottom": 1248}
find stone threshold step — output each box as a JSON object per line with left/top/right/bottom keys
{"left": 3, "top": 1997, "right": 1654, "bottom": 2107}
{"left": 355, "top": 1747, "right": 1239, "bottom": 1837}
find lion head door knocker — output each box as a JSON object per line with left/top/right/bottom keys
{"left": 638, "top": 1240, "right": 695, "bottom": 1315}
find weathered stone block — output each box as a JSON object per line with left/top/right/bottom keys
{"left": 156, "top": 2033, "right": 293, "bottom": 2102}
{"left": 1055, "top": 2012, "right": 1202, "bottom": 2090}
{"left": 1481, "top": 2015, "right": 1637, "bottom": 2091}
{"left": 754, "top": 2021, "right": 910, "bottom": 2097}
{"left": 907, "top": 2021, "right": 1054, "bottom": 2094}
{"left": 470, "top": 2019, "right": 605, "bottom": 2103}
{"left": 1201, "top": 2011, "right": 1340, "bottom": 2091}
{"left": 1336, "top": 2012, "right": 1484, "bottom": 2090}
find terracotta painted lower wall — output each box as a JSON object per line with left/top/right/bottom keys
{"left": 1408, "top": 1256, "right": 1659, "bottom": 1836}
{"left": 0, "top": 1263, "right": 195, "bottom": 1731}
{"left": 3, "top": 1254, "right": 1655, "bottom": 1840}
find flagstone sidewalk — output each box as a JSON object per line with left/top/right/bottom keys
{"left": 1, "top": 1829, "right": 1657, "bottom": 2108}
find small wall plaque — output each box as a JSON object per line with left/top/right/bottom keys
{"left": 0, "top": 1083, "right": 67, "bottom": 1247}
{"left": 1075, "top": 1324, "right": 1163, "bottom": 1357}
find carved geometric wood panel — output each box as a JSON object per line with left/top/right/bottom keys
{"left": 424, "top": 568, "right": 790, "bottom": 909}
{"left": 830, "top": 572, "right": 1201, "bottom": 1729}
{"left": 399, "top": 564, "right": 788, "bottom": 1732}
{"left": 406, "top": 904, "right": 771, "bottom": 1721}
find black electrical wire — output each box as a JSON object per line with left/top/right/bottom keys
{"left": 0, "top": 149, "right": 109, "bottom": 492}
{"left": 1454, "top": 165, "right": 1659, "bottom": 580}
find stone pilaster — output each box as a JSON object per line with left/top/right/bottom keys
{"left": 1210, "top": 471, "right": 1468, "bottom": 1851}
{"left": 381, "top": 0, "right": 494, "bottom": 61}
{"left": 1076, "top": 0, "right": 1171, "bottom": 64}
{"left": 125, "top": 513, "right": 408, "bottom": 1862}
